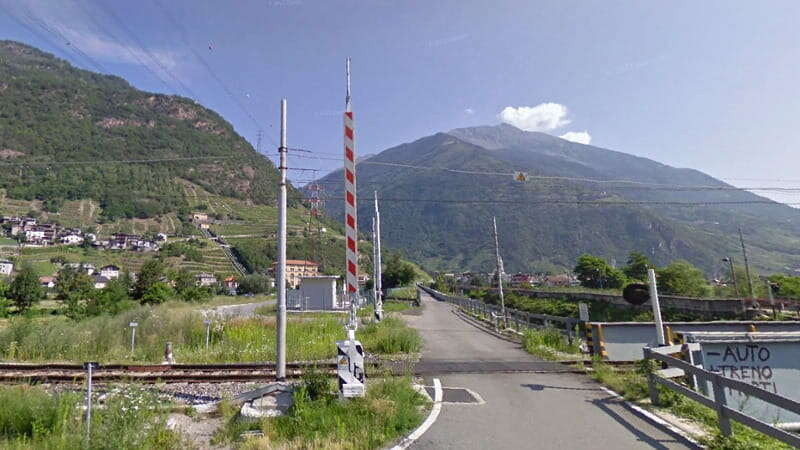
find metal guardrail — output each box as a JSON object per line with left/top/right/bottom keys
{"left": 644, "top": 345, "right": 800, "bottom": 447}
{"left": 419, "top": 285, "right": 580, "bottom": 342}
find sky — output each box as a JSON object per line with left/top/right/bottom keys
{"left": 2, "top": 0, "right": 800, "bottom": 202}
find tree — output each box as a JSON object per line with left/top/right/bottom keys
{"left": 623, "top": 251, "right": 651, "bottom": 281}
{"left": 238, "top": 274, "right": 272, "bottom": 295}
{"left": 171, "top": 269, "right": 195, "bottom": 295}
{"left": 8, "top": 265, "right": 44, "bottom": 312}
{"left": 55, "top": 266, "right": 94, "bottom": 319}
{"left": 134, "top": 259, "right": 166, "bottom": 300}
{"left": 86, "top": 279, "right": 134, "bottom": 316}
{"left": 574, "top": 254, "right": 626, "bottom": 289}
{"left": 382, "top": 252, "right": 416, "bottom": 289}
{"left": 141, "top": 282, "right": 174, "bottom": 304}
{"left": 0, "top": 279, "right": 10, "bottom": 318}
{"left": 656, "top": 260, "right": 710, "bottom": 297}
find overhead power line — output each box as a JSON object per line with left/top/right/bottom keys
{"left": 0, "top": 2, "right": 102, "bottom": 72}
{"left": 94, "top": 1, "right": 199, "bottom": 100}
{"left": 284, "top": 195, "right": 799, "bottom": 207}
{"left": 151, "top": 0, "right": 277, "bottom": 146}
{"left": 74, "top": 0, "right": 175, "bottom": 93}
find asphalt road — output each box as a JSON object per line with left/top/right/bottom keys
{"left": 404, "top": 292, "right": 698, "bottom": 449}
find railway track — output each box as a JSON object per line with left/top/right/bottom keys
{"left": 0, "top": 358, "right": 630, "bottom": 384}
{"left": 0, "top": 362, "right": 341, "bottom": 384}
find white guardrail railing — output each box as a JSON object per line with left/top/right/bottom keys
{"left": 644, "top": 344, "right": 800, "bottom": 447}
{"left": 418, "top": 285, "right": 580, "bottom": 343}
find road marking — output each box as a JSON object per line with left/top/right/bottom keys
{"left": 599, "top": 386, "right": 702, "bottom": 447}
{"left": 392, "top": 378, "right": 442, "bottom": 449}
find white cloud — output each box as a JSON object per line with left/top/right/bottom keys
{"left": 559, "top": 131, "right": 592, "bottom": 145}
{"left": 464, "top": 107, "right": 474, "bottom": 115}
{"left": 497, "top": 103, "right": 571, "bottom": 131}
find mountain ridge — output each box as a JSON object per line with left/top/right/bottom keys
{"left": 314, "top": 123, "right": 800, "bottom": 274}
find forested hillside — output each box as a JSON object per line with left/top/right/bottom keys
{"left": 0, "top": 40, "right": 292, "bottom": 220}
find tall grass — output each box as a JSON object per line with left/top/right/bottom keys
{"left": 0, "top": 385, "right": 182, "bottom": 449}
{"left": 237, "top": 376, "right": 429, "bottom": 450}
{"left": 522, "top": 327, "right": 580, "bottom": 360}
{"left": 0, "top": 303, "right": 422, "bottom": 363}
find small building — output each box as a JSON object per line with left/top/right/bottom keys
{"left": 60, "top": 234, "right": 84, "bottom": 245}
{"left": 39, "top": 276, "right": 55, "bottom": 289}
{"left": 271, "top": 260, "right": 319, "bottom": 288}
{"left": 199, "top": 223, "right": 210, "bottom": 230}
{"left": 25, "top": 229, "right": 45, "bottom": 242}
{"left": 298, "top": 276, "right": 340, "bottom": 310}
{"left": 196, "top": 272, "right": 217, "bottom": 287}
{"left": 191, "top": 212, "right": 209, "bottom": 223}
{"left": 0, "top": 260, "right": 13, "bottom": 276}
{"left": 223, "top": 276, "right": 239, "bottom": 295}
{"left": 66, "top": 263, "right": 95, "bottom": 275}
{"left": 99, "top": 265, "right": 120, "bottom": 280}
{"left": 92, "top": 274, "right": 110, "bottom": 289}
{"left": 155, "top": 233, "right": 168, "bottom": 242}
{"left": 510, "top": 273, "right": 533, "bottom": 288}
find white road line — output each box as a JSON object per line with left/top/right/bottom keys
{"left": 391, "top": 378, "right": 443, "bottom": 449}
{"left": 599, "top": 386, "right": 702, "bottom": 447}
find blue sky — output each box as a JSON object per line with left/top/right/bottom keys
{"left": 2, "top": 0, "right": 800, "bottom": 201}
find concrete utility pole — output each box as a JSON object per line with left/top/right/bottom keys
{"left": 739, "top": 227, "right": 755, "bottom": 301}
{"left": 372, "top": 218, "right": 377, "bottom": 305}
{"left": 648, "top": 269, "right": 666, "bottom": 346}
{"left": 722, "top": 257, "right": 740, "bottom": 297}
{"left": 276, "top": 99, "right": 288, "bottom": 380}
{"left": 492, "top": 216, "right": 507, "bottom": 328}
{"left": 374, "top": 191, "right": 383, "bottom": 322}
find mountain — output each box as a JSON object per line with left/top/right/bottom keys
{"left": 0, "top": 40, "right": 291, "bottom": 220}
{"left": 313, "top": 123, "right": 800, "bottom": 274}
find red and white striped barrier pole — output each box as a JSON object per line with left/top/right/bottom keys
{"left": 344, "top": 58, "right": 358, "bottom": 312}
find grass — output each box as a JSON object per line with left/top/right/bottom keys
{"left": 0, "top": 302, "right": 421, "bottom": 363}
{"left": 219, "top": 375, "right": 429, "bottom": 449}
{"left": 0, "top": 384, "right": 183, "bottom": 449}
{"left": 522, "top": 327, "right": 581, "bottom": 360}
{"left": 359, "top": 300, "right": 417, "bottom": 317}
{"left": 588, "top": 361, "right": 793, "bottom": 448}
{"left": 385, "top": 287, "right": 417, "bottom": 300}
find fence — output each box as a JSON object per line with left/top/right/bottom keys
{"left": 644, "top": 345, "right": 800, "bottom": 447}
{"left": 419, "top": 285, "right": 580, "bottom": 342}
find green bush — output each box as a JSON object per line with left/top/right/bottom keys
{"left": 360, "top": 317, "right": 422, "bottom": 354}
{"left": 0, "top": 385, "right": 182, "bottom": 449}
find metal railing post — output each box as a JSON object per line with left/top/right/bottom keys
{"left": 711, "top": 373, "right": 733, "bottom": 437}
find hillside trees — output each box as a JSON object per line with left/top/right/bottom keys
{"left": 574, "top": 254, "right": 625, "bottom": 289}
{"left": 656, "top": 260, "right": 710, "bottom": 297}
{"left": 623, "top": 252, "right": 651, "bottom": 281}
{"left": 8, "top": 265, "right": 44, "bottom": 312}
{"left": 382, "top": 252, "right": 416, "bottom": 289}
{"left": 55, "top": 266, "right": 94, "bottom": 318}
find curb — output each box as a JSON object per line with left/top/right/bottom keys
{"left": 390, "top": 378, "right": 442, "bottom": 449}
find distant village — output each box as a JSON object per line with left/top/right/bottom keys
{"left": 0, "top": 216, "right": 166, "bottom": 250}
{"left": 440, "top": 271, "right": 581, "bottom": 288}
{"left": 0, "top": 215, "right": 240, "bottom": 293}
